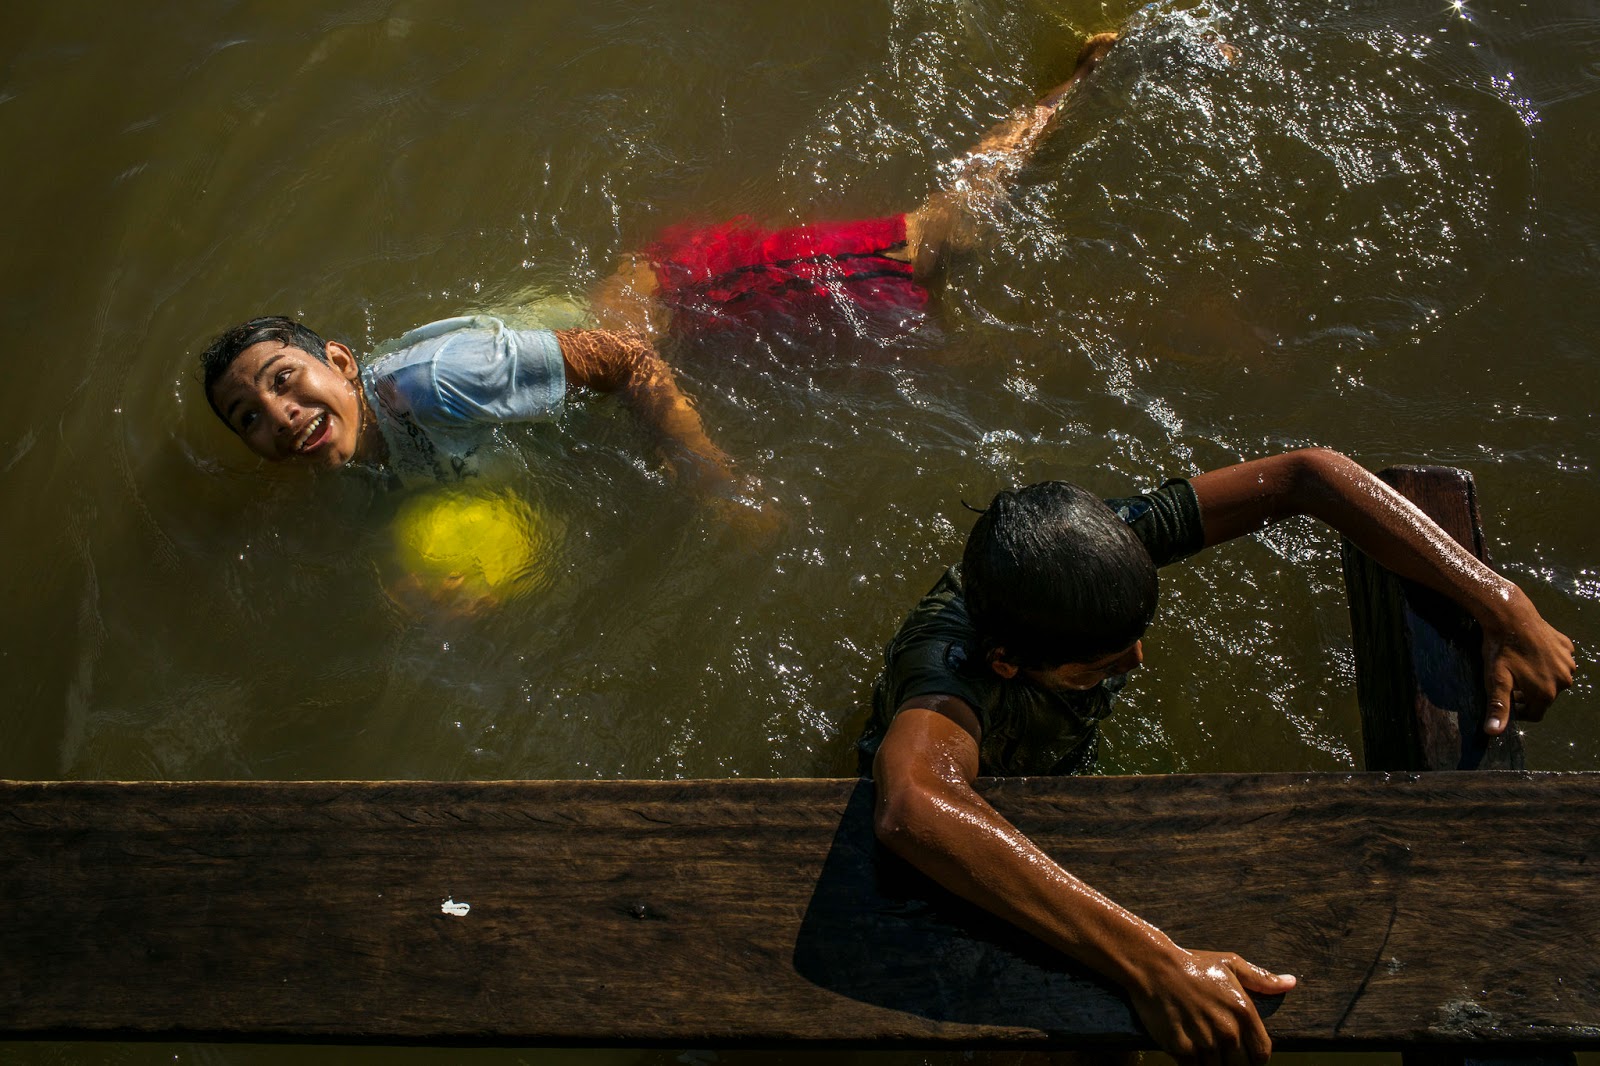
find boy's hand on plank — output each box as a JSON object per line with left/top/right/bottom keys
{"left": 1130, "top": 948, "right": 1296, "bottom": 1066}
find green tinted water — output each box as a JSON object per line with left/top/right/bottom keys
{"left": 2, "top": 0, "right": 1596, "bottom": 1061}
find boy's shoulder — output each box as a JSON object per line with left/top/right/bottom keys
{"left": 885, "top": 567, "right": 981, "bottom": 666}
{"left": 367, "top": 316, "right": 504, "bottom": 375}
{"left": 880, "top": 566, "right": 989, "bottom": 695}
{"left": 1104, "top": 477, "right": 1206, "bottom": 568}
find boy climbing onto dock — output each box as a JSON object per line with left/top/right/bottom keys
{"left": 862, "top": 447, "right": 1575, "bottom": 1064}
{"left": 200, "top": 34, "right": 1119, "bottom": 499}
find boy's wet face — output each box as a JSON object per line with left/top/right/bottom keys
{"left": 210, "top": 340, "right": 365, "bottom": 469}
{"left": 1024, "top": 640, "right": 1144, "bottom": 691}
{"left": 989, "top": 639, "right": 1144, "bottom": 692}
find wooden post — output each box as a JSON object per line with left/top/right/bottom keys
{"left": 1340, "top": 465, "right": 1525, "bottom": 771}
{"left": 1341, "top": 466, "right": 1571, "bottom": 1066}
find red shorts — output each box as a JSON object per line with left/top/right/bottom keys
{"left": 647, "top": 215, "right": 929, "bottom": 351}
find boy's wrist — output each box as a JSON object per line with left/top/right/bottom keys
{"left": 1096, "top": 924, "right": 1187, "bottom": 999}
{"left": 1473, "top": 575, "right": 1532, "bottom": 634}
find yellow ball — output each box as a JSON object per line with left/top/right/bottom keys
{"left": 392, "top": 489, "right": 548, "bottom": 601}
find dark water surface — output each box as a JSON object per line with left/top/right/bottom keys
{"left": 3, "top": 0, "right": 1597, "bottom": 1062}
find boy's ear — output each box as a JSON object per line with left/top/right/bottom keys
{"left": 326, "top": 341, "right": 358, "bottom": 380}
{"left": 987, "top": 647, "right": 1020, "bottom": 680}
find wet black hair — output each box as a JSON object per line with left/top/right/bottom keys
{"left": 199, "top": 316, "right": 330, "bottom": 421}
{"left": 960, "top": 481, "right": 1158, "bottom": 669}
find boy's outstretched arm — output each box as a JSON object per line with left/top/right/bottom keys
{"left": 874, "top": 699, "right": 1295, "bottom": 1065}
{"left": 1189, "top": 448, "right": 1576, "bottom": 733}
{"left": 555, "top": 329, "right": 739, "bottom": 498}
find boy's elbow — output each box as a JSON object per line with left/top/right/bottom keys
{"left": 1289, "top": 446, "right": 1352, "bottom": 478}
{"left": 872, "top": 775, "right": 953, "bottom": 854}
{"left": 870, "top": 708, "right": 983, "bottom": 855}
{"left": 555, "top": 329, "right": 657, "bottom": 394}
{"left": 873, "top": 785, "right": 916, "bottom": 845}
{"left": 1287, "top": 446, "right": 1364, "bottom": 499}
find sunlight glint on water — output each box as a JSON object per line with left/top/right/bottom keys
{"left": 0, "top": 0, "right": 1596, "bottom": 1060}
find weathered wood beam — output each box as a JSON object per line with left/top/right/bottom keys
{"left": 1342, "top": 469, "right": 1572, "bottom": 1066}
{"left": 4, "top": 774, "right": 1599, "bottom": 1049}
{"left": 1340, "top": 465, "right": 1524, "bottom": 771}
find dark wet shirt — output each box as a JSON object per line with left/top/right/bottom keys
{"left": 858, "top": 478, "right": 1205, "bottom": 778}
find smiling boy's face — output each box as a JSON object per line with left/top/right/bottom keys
{"left": 209, "top": 340, "right": 365, "bottom": 468}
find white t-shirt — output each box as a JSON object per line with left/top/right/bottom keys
{"left": 360, "top": 316, "right": 566, "bottom": 486}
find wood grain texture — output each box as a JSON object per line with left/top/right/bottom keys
{"left": 1340, "top": 465, "right": 1524, "bottom": 771}
{"left": 1343, "top": 467, "right": 1567, "bottom": 1066}
{"left": 4, "top": 774, "right": 1599, "bottom": 1049}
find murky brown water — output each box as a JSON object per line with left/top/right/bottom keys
{"left": 3, "top": 0, "right": 1597, "bottom": 1062}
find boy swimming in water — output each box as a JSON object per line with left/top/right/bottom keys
{"left": 202, "top": 315, "right": 739, "bottom": 494}
{"left": 863, "top": 447, "right": 1576, "bottom": 1063}
{"left": 199, "top": 34, "right": 1120, "bottom": 498}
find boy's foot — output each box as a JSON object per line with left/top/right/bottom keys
{"left": 1077, "top": 31, "right": 1120, "bottom": 70}
{"left": 1207, "top": 34, "right": 1240, "bottom": 63}
{"left": 1041, "top": 32, "right": 1119, "bottom": 109}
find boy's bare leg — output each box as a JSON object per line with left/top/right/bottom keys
{"left": 586, "top": 33, "right": 1118, "bottom": 323}
{"left": 903, "top": 31, "right": 1119, "bottom": 279}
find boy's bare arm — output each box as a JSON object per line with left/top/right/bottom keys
{"left": 554, "top": 329, "right": 738, "bottom": 497}
{"left": 1189, "top": 448, "right": 1576, "bottom": 732}
{"left": 873, "top": 699, "right": 1295, "bottom": 1064}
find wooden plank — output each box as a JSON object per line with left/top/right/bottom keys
{"left": 1343, "top": 471, "right": 1571, "bottom": 1066}
{"left": 4, "top": 774, "right": 1600, "bottom": 1049}
{"left": 1340, "top": 465, "right": 1525, "bottom": 771}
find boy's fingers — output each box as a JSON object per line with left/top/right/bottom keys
{"left": 1223, "top": 959, "right": 1288, "bottom": 1065}
{"left": 1484, "top": 660, "right": 1514, "bottom": 735}
{"left": 1236, "top": 965, "right": 1296, "bottom": 994}
{"left": 1243, "top": 1010, "right": 1273, "bottom": 1066}
{"left": 1515, "top": 685, "right": 1550, "bottom": 721}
